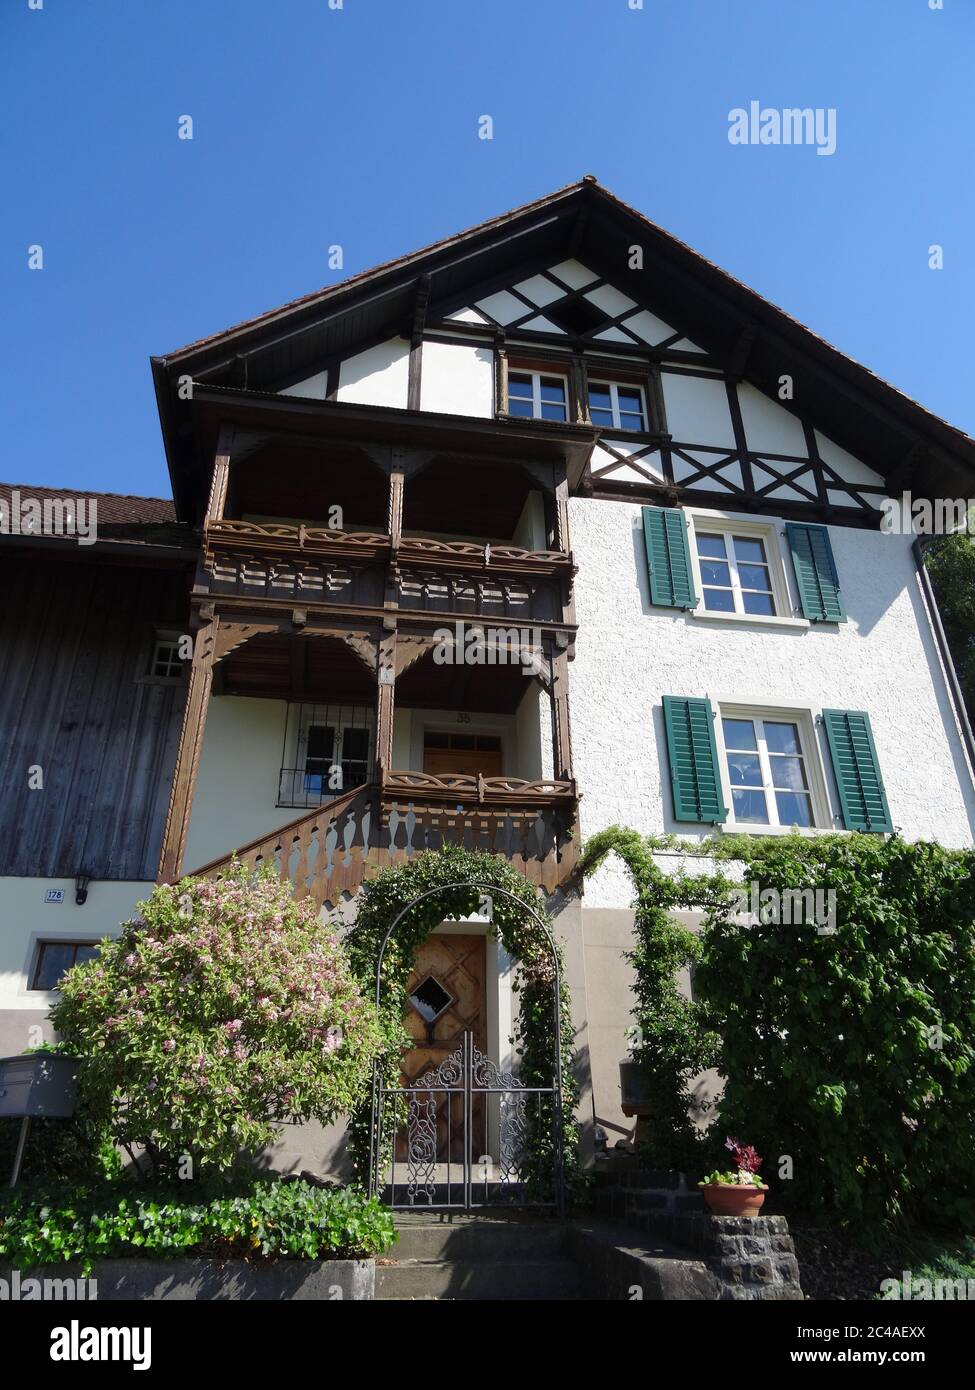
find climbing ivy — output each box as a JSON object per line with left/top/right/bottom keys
{"left": 578, "top": 826, "right": 724, "bottom": 1172}
{"left": 344, "top": 844, "right": 580, "bottom": 1202}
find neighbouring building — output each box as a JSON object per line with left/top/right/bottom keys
{"left": 2, "top": 178, "right": 974, "bottom": 1180}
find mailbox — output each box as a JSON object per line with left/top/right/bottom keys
{"left": 0, "top": 1053, "right": 79, "bottom": 1119}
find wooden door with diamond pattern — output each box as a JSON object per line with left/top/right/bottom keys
{"left": 401, "top": 934, "right": 487, "bottom": 1162}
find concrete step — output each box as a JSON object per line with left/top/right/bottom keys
{"left": 392, "top": 1215, "right": 567, "bottom": 1262}
{"left": 376, "top": 1257, "right": 581, "bottom": 1301}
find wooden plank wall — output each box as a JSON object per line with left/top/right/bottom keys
{"left": 0, "top": 554, "right": 189, "bottom": 880}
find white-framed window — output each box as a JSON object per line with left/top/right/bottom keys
{"left": 507, "top": 369, "right": 569, "bottom": 422}
{"left": 303, "top": 724, "right": 370, "bottom": 796}
{"left": 588, "top": 379, "right": 647, "bottom": 431}
{"left": 142, "top": 629, "right": 187, "bottom": 683}
{"left": 715, "top": 704, "right": 830, "bottom": 830}
{"left": 686, "top": 513, "right": 797, "bottom": 623}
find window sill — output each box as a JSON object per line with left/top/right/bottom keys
{"left": 715, "top": 822, "right": 844, "bottom": 838}
{"left": 690, "top": 608, "right": 810, "bottom": 631}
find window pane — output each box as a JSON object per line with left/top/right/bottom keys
{"left": 617, "top": 389, "right": 643, "bottom": 413}
{"left": 540, "top": 401, "right": 567, "bottom": 421}
{"left": 34, "top": 944, "right": 75, "bottom": 991}
{"left": 722, "top": 718, "right": 759, "bottom": 750}
{"left": 727, "top": 751, "right": 763, "bottom": 786}
{"left": 340, "top": 760, "right": 367, "bottom": 787}
{"left": 425, "top": 732, "right": 448, "bottom": 749}
{"left": 619, "top": 412, "right": 644, "bottom": 430}
{"left": 507, "top": 397, "right": 534, "bottom": 417}
{"left": 732, "top": 788, "right": 769, "bottom": 823}
{"left": 742, "top": 591, "right": 775, "bottom": 616}
{"left": 737, "top": 563, "right": 770, "bottom": 590}
{"left": 774, "top": 791, "right": 813, "bottom": 827}
{"left": 703, "top": 588, "right": 735, "bottom": 612}
{"left": 764, "top": 722, "right": 801, "bottom": 755}
{"left": 306, "top": 727, "right": 335, "bottom": 766}
{"left": 771, "top": 754, "right": 808, "bottom": 790}
{"left": 588, "top": 386, "right": 612, "bottom": 411}
{"left": 539, "top": 377, "right": 566, "bottom": 403}
{"left": 700, "top": 559, "right": 731, "bottom": 586}
{"left": 733, "top": 537, "right": 767, "bottom": 565}
{"left": 75, "top": 945, "right": 99, "bottom": 967}
{"left": 508, "top": 374, "right": 532, "bottom": 397}
{"left": 342, "top": 728, "right": 369, "bottom": 760}
{"left": 589, "top": 407, "right": 614, "bottom": 426}
{"left": 696, "top": 534, "right": 727, "bottom": 559}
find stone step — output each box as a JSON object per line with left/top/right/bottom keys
{"left": 392, "top": 1216, "right": 567, "bottom": 1262}
{"left": 376, "top": 1257, "right": 581, "bottom": 1301}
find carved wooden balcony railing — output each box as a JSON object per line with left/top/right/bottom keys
{"left": 200, "top": 519, "right": 574, "bottom": 609}
{"left": 187, "top": 773, "right": 579, "bottom": 906}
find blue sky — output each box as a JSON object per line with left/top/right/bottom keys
{"left": 2, "top": 0, "right": 972, "bottom": 499}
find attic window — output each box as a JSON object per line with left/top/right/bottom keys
{"left": 545, "top": 295, "right": 606, "bottom": 337}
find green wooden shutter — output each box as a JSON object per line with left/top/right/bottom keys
{"left": 643, "top": 506, "right": 697, "bottom": 609}
{"left": 785, "top": 523, "right": 846, "bottom": 622}
{"left": 662, "top": 696, "right": 727, "bottom": 823}
{"left": 822, "top": 709, "right": 892, "bottom": 832}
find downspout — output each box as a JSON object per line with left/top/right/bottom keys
{"left": 912, "top": 535, "right": 975, "bottom": 788}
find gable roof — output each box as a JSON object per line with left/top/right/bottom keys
{"left": 153, "top": 177, "right": 975, "bottom": 518}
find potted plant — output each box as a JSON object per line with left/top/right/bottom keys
{"left": 698, "top": 1136, "right": 769, "bottom": 1216}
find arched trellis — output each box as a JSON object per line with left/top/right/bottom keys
{"left": 364, "top": 878, "right": 567, "bottom": 1215}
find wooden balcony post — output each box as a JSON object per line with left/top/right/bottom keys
{"left": 550, "top": 645, "right": 574, "bottom": 781}
{"left": 375, "top": 625, "right": 396, "bottom": 776}
{"left": 388, "top": 468, "right": 405, "bottom": 552}
{"left": 157, "top": 615, "right": 219, "bottom": 882}
{"left": 205, "top": 425, "right": 234, "bottom": 526}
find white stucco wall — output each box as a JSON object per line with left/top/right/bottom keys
{"left": 569, "top": 496, "right": 975, "bottom": 909}
{"left": 0, "top": 877, "right": 151, "bottom": 1013}
{"left": 336, "top": 337, "right": 409, "bottom": 408}
{"left": 419, "top": 340, "right": 493, "bottom": 417}
{"left": 184, "top": 696, "right": 289, "bottom": 870}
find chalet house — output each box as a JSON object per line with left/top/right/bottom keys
{"left": 2, "top": 178, "right": 974, "bottom": 1176}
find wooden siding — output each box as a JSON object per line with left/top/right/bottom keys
{"left": 0, "top": 554, "right": 189, "bottom": 880}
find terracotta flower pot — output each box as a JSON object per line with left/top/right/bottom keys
{"left": 698, "top": 1183, "right": 769, "bottom": 1217}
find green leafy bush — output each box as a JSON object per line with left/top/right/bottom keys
{"left": 49, "top": 864, "right": 383, "bottom": 1177}
{"left": 0, "top": 1175, "right": 395, "bottom": 1271}
{"left": 697, "top": 832, "right": 975, "bottom": 1227}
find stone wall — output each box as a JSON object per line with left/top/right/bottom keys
{"left": 594, "top": 1169, "right": 804, "bottom": 1300}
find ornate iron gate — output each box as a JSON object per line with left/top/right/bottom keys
{"left": 367, "top": 880, "right": 566, "bottom": 1216}
{"left": 371, "top": 1029, "right": 562, "bottom": 1211}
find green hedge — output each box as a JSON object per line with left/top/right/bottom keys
{"left": 0, "top": 1176, "right": 396, "bottom": 1272}
{"left": 697, "top": 833, "right": 975, "bottom": 1228}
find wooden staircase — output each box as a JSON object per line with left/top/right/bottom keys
{"left": 187, "top": 771, "right": 579, "bottom": 907}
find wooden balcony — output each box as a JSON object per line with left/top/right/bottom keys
{"left": 188, "top": 772, "right": 580, "bottom": 906}
{"left": 200, "top": 518, "right": 575, "bottom": 624}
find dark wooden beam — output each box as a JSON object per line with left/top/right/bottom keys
{"left": 407, "top": 275, "right": 431, "bottom": 412}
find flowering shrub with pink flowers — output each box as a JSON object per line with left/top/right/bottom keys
{"left": 50, "top": 864, "right": 383, "bottom": 1177}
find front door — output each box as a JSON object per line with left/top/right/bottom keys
{"left": 401, "top": 934, "right": 487, "bottom": 1161}
{"left": 423, "top": 732, "right": 502, "bottom": 779}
